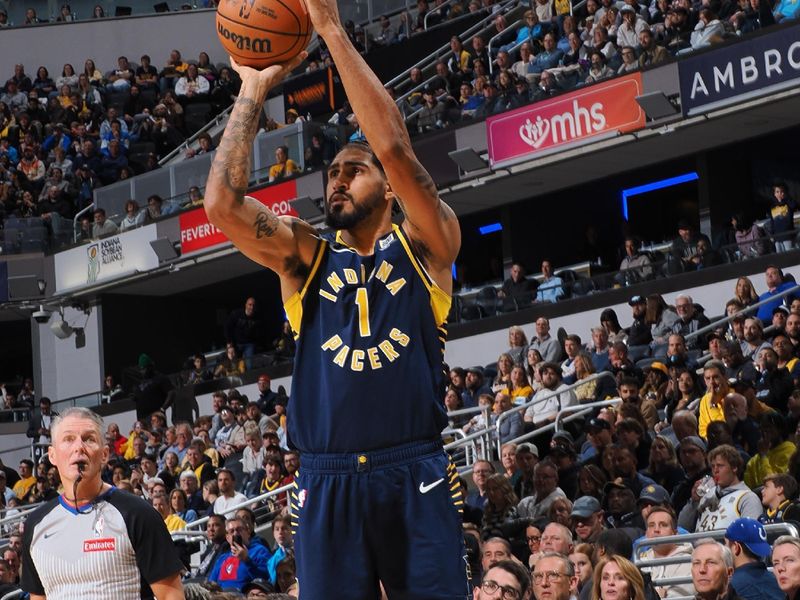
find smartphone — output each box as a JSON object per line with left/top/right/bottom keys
{"left": 233, "top": 534, "right": 244, "bottom": 547}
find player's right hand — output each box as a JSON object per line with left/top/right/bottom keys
{"left": 230, "top": 52, "right": 308, "bottom": 95}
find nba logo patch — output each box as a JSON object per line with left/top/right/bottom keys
{"left": 94, "top": 516, "right": 105, "bottom": 537}
{"left": 379, "top": 234, "right": 394, "bottom": 250}
{"left": 298, "top": 489, "right": 307, "bottom": 508}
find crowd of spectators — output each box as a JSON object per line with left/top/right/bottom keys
{"left": 0, "top": 52, "right": 243, "bottom": 237}
{"left": 372, "top": 0, "right": 799, "bottom": 132}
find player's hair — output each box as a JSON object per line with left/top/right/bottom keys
{"left": 765, "top": 473, "right": 799, "bottom": 500}
{"left": 491, "top": 559, "right": 532, "bottom": 595}
{"left": 51, "top": 407, "right": 104, "bottom": 439}
{"left": 339, "top": 141, "right": 385, "bottom": 175}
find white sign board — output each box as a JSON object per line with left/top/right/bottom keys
{"left": 55, "top": 225, "right": 159, "bottom": 293}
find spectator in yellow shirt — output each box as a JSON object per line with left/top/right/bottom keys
{"left": 698, "top": 361, "right": 728, "bottom": 439}
{"left": 268, "top": 145, "right": 300, "bottom": 182}
{"left": 744, "top": 413, "right": 796, "bottom": 489}
{"left": 151, "top": 493, "right": 186, "bottom": 533}
{"left": 12, "top": 459, "right": 36, "bottom": 499}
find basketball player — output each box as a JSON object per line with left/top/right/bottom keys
{"left": 20, "top": 407, "right": 185, "bottom": 599}
{"left": 205, "top": 5, "right": 465, "bottom": 598}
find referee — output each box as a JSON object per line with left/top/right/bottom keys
{"left": 21, "top": 407, "right": 185, "bottom": 600}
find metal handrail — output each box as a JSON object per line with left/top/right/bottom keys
{"left": 71, "top": 202, "right": 95, "bottom": 242}
{"left": 384, "top": 0, "right": 518, "bottom": 90}
{"left": 158, "top": 103, "right": 234, "bottom": 166}
{"left": 0, "top": 501, "right": 44, "bottom": 527}
{"left": 553, "top": 397, "right": 621, "bottom": 431}
{"left": 424, "top": 0, "right": 458, "bottom": 29}
{"left": 178, "top": 482, "right": 295, "bottom": 531}
{"left": 442, "top": 426, "right": 476, "bottom": 465}
{"left": 494, "top": 371, "right": 615, "bottom": 455}
{"left": 684, "top": 283, "right": 800, "bottom": 342}
{"left": 487, "top": 18, "right": 522, "bottom": 74}
{"left": 500, "top": 406, "right": 593, "bottom": 450}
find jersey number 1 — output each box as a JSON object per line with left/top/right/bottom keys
{"left": 355, "top": 287, "right": 371, "bottom": 337}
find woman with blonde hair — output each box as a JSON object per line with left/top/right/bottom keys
{"left": 734, "top": 276, "right": 759, "bottom": 307}
{"left": 493, "top": 353, "right": 514, "bottom": 391}
{"left": 548, "top": 497, "right": 574, "bottom": 527}
{"left": 592, "top": 555, "right": 646, "bottom": 600}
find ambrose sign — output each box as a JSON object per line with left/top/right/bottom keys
{"left": 179, "top": 179, "right": 299, "bottom": 254}
{"left": 486, "top": 73, "right": 645, "bottom": 167}
{"left": 679, "top": 23, "right": 800, "bottom": 114}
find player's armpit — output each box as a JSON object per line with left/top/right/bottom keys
{"left": 150, "top": 572, "right": 185, "bottom": 600}
{"left": 205, "top": 196, "right": 319, "bottom": 296}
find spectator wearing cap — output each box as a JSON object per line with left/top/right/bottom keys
{"left": 518, "top": 460, "right": 566, "bottom": 521}
{"left": 242, "top": 578, "right": 273, "bottom": 598}
{"left": 678, "top": 444, "right": 761, "bottom": 533}
{"left": 530, "top": 317, "right": 562, "bottom": 363}
{"left": 463, "top": 367, "right": 493, "bottom": 408}
{"left": 524, "top": 363, "right": 576, "bottom": 426}
{"left": 671, "top": 435, "right": 709, "bottom": 509}
{"left": 757, "top": 266, "right": 797, "bottom": 325}
{"left": 743, "top": 413, "right": 796, "bottom": 490}
{"left": 584, "top": 417, "right": 613, "bottom": 467}
{"left": 699, "top": 361, "right": 729, "bottom": 439}
{"left": 572, "top": 496, "right": 605, "bottom": 543}
{"left": 638, "top": 505, "right": 695, "bottom": 598}
{"left": 771, "top": 306, "right": 791, "bottom": 335}
{"left": 725, "top": 518, "right": 783, "bottom": 600}
{"left": 513, "top": 443, "right": 539, "bottom": 500}
{"left": 723, "top": 393, "right": 760, "bottom": 457}
{"left": 604, "top": 479, "right": 644, "bottom": 531}
{"left": 626, "top": 295, "right": 653, "bottom": 348}
{"left": 760, "top": 473, "right": 800, "bottom": 525}
{"left": 729, "top": 372, "right": 773, "bottom": 421}
{"left": 551, "top": 432, "right": 579, "bottom": 497}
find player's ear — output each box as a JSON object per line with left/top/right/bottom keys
{"left": 384, "top": 180, "right": 395, "bottom": 202}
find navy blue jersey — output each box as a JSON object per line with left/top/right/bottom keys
{"left": 285, "top": 224, "right": 451, "bottom": 453}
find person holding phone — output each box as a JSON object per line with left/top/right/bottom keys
{"left": 207, "top": 515, "right": 272, "bottom": 592}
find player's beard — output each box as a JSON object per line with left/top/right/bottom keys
{"left": 325, "top": 189, "right": 385, "bottom": 230}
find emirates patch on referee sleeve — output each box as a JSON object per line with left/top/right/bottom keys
{"left": 83, "top": 538, "right": 116, "bottom": 552}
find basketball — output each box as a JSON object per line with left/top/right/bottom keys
{"left": 216, "top": 0, "right": 312, "bottom": 69}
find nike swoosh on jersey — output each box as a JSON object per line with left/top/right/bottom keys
{"left": 419, "top": 478, "right": 445, "bottom": 494}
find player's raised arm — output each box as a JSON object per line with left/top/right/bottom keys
{"left": 305, "top": 0, "right": 461, "bottom": 289}
{"left": 204, "top": 55, "right": 318, "bottom": 297}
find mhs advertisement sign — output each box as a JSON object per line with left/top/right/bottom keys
{"left": 179, "top": 179, "right": 299, "bottom": 255}
{"left": 679, "top": 23, "right": 800, "bottom": 115}
{"left": 486, "top": 73, "right": 646, "bottom": 167}
{"left": 54, "top": 225, "right": 159, "bottom": 293}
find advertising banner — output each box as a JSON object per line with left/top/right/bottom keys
{"left": 283, "top": 67, "right": 338, "bottom": 118}
{"left": 54, "top": 225, "right": 158, "bottom": 293}
{"left": 486, "top": 73, "right": 646, "bottom": 167}
{"left": 179, "top": 179, "right": 299, "bottom": 255}
{"left": 679, "top": 23, "right": 800, "bottom": 115}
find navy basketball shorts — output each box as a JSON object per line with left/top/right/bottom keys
{"left": 289, "top": 439, "right": 471, "bottom": 600}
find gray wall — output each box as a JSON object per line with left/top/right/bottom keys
{"left": 0, "top": 9, "right": 227, "bottom": 83}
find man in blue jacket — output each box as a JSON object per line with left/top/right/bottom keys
{"left": 724, "top": 518, "right": 784, "bottom": 600}
{"left": 208, "top": 516, "right": 272, "bottom": 592}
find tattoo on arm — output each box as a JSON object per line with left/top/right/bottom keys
{"left": 210, "top": 96, "right": 263, "bottom": 198}
{"left": 254, "top": 211, "right": 279, "bottom": 238}
{"left": 413, "top": 161, "right": 438, "bottom": 199}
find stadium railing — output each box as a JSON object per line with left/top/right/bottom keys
{"left": 633, "top": 522, "right": 800, "bottom": 588}
{"left": 493, "top": 371, "right": 616, "bottom": 456}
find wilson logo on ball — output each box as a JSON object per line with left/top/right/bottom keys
{"left": 218, "top": 22, "right": 273, "bottom": 53}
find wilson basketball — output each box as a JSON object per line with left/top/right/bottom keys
{"left": 216, "top": 0, "right": 312, "bottom": 68}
